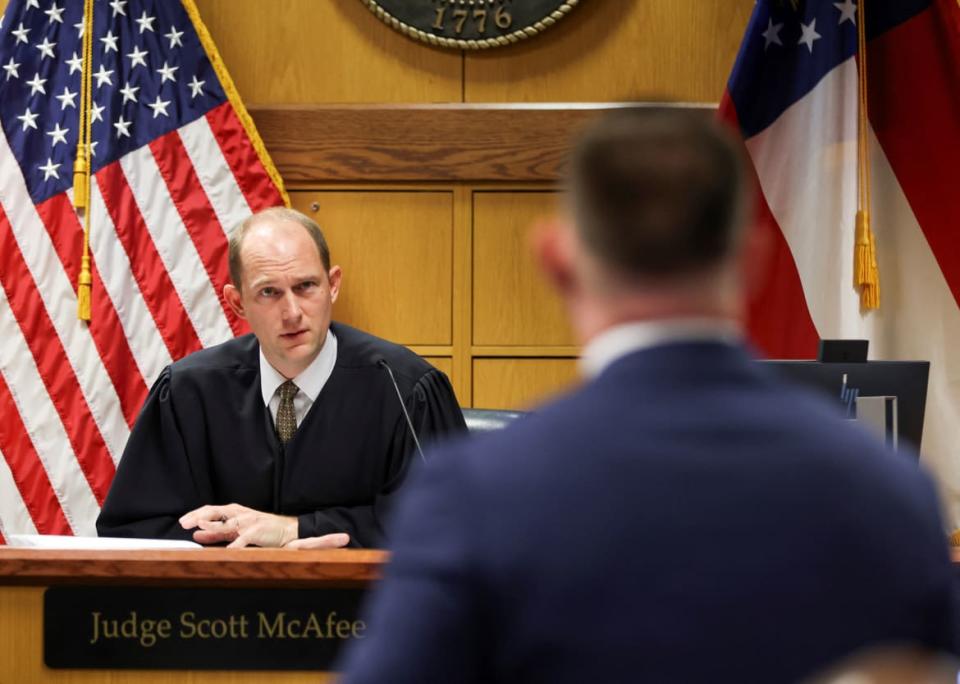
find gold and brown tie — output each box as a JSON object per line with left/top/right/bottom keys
{"left": 275, "top": 380, "right": 299, "bottom": 444}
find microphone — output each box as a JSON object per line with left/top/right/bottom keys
{"left": 377, "top": 359, "right": 427, "bottom": 464}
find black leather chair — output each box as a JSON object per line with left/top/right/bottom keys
{"left": 461, "top": 408, "right": 524, "bottom": 434}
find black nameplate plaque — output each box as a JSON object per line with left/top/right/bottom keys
{"left": 44, "top": 586, "right": 367, "bottom": 670}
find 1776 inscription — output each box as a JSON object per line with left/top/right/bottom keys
{"left": 360, "top": 0, "right": 582, "bottom": 49}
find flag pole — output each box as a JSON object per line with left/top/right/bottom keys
{"left": 73, "top": 0, "right": 95, "bottom": 321}
{"left": 855, "top": 0, "right": 879, "bottom": 310}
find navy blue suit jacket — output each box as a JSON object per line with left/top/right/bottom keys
{"left": 340, "top": 342, "right": 957, "bottom": 683}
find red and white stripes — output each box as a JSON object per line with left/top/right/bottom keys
{"left": 0, "top": 101, "right": 284, "bottom": 541}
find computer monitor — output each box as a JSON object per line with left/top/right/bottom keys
{"left": 760, "top": 360, "right": 930, "bottom": 452}
{"left": 818, "top": 339, "right": 868, "bottom": 363}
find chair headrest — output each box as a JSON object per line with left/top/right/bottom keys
{"left": 462, "top": 408, "right": 524, "bottom": 433}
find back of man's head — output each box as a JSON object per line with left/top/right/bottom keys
{"left": 570, "top": 106, "right": 749, "bottom": 281}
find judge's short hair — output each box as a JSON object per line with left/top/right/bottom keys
{"left": 570, "top": 106, "right": 748, "bottom": 279}
{"left": 228, "top": 207, "right": 332, "bottom": 289}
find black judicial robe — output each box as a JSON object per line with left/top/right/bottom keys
{"left": 96, "top": 322, "right": 467, "bottom": 548}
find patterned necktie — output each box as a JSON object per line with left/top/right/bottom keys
{"left": 275, "top": 380, "right": 299, "bottom": 444}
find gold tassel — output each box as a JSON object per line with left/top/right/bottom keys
{"left": 854, "top": 209, "right": 879, "bottom": 309}
{"left": 77, "top": 252, "right": 92, "bottom": 321}
{"left": 73, "top": 147, "right": 88, "bottom": 212}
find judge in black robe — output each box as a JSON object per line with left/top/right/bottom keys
{"left": 96, "top": 206, "right": 466, "bottom": 549}
{"left": 96, "top": 322, "right": 465, "bottom": 548}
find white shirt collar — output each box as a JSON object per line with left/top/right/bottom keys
{"left": 579, "top": 318, "right": 743, "bottom": 379}
{"left": 259, "top": 329, "right": 338, "bottom": 407}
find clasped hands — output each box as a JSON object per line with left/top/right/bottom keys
{"left": 179, "top": 504, "right": 350, "bottom": 549}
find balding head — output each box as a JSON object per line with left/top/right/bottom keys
{"left": 228, "top": 207, "right": 331, "bottom": 292}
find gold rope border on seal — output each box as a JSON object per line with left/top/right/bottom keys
{"left": 360, "top": 0, "right": 582, "bottom": 50}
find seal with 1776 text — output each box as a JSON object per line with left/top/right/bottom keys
{"left": 360, "top": 0, "right": 582, "bottom": 50}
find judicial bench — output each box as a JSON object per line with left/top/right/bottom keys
{"left": 3, "top": 546, "right": 960, "bottom": 682}
{"left": 0, "top": 547, "right": 387, "bottom": 683}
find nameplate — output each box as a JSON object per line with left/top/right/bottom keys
{"left": 44, "top": 586, "right": 367, "bottom": 670}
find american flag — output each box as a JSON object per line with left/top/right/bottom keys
{"left": 720, "top": 0, "right": 960, "bottom": 524}
{"left": 0, "top": 0, "right": 286, "bottom": 540}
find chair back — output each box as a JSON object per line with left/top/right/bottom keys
{"left": 462, "top": 408, "right": 524, "bottom": 434}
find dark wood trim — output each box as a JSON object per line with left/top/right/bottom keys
{"left": 0, "top": 548, "right": 387, "bottom": 588}
{"left": 5, "top": 547, "right": 959, "bottom": 587}
{"left": 249, "top": 103, "right": 715, "bottom": 184}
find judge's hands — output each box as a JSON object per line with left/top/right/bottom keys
{"left": 179, "top": 504, "right": 349, "bottom": 550}
{"left": 179, "top": 504, "right": 297, "bottom": 547}
{"left": 285, "top": 534, "right": 351, "bottom": 549}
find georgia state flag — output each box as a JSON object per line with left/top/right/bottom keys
{"left": 720, "top": 0, "right": 960, "bottom": 525}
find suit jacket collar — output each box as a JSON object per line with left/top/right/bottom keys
{"left": 580, "top": 318, "right": 744, "bottom": 379}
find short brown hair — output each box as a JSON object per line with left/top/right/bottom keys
{"left": 570, "top": 106, "right": 748, "bottom": 278}
{"left": 228, "top": 207, "right": 331, "bottom": 289}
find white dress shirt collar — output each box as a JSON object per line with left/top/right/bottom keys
{"left": 259, "top": 329, "right": 338, "bottom": 408}
{"left": 579, "top": 318, "right": 743, "bottom": 379}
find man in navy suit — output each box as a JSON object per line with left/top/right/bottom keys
{"left": 337, "top": 107, "right": 958, "bottom": 683}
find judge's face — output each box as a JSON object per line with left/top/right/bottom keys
{"left": 223, "top": 220, "right": 341, "bottom": 379}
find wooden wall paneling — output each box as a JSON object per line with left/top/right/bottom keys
{"left": 194, "top": 0, "right": 462, "bottom": 104}
{"left": 249, "top": 104, "right": 639, "bottom": 183}
{"left": 472, "top": 358, "right": 580, "bottom": 410}
{"left": 422, "top": 356, "right": 453, "bottom": 382}
{"left": 451, "top": 185, "right": 474, "bottom": 407}
{"left": 289, "top": 191, "right": 453, "bottom": 346}
{"left": 472, "top": 192, "right": 575, "bottom": 347}
{"left": 464, "top": 0, "right": 754, "bottom": 103}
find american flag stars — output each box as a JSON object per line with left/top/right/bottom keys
{"left": 100, "top": 29, "right": 119, "bottom": 53}
{"left": 12, "top": 22, "right": 30, "bottom": 43}
{"left": 43, "top": 3, "right": 64, "bottom": 24}
{"left": 126, "top": 44, "right": 147, "bottom": 68}
{"left": 119, "top": 82, "right": 138, "bottom": 103}
{"left": 113, "top": 114, "right": 131, "bottom": 138}
{"left": 1, "top": 0, "right": 224, "bottom": 200}
{"left": 55, "top": 85, "right": 77, "bottom": 109}
{"left": 134, "top": 10, "right": 155, "bottom": 34}
{"left": 188, "top": 74, "right": 203, "bottom": 98}
{"left": 35, "top": 35, "right": 55, "bottom": 59}
{"left": 156, "top": 60, "right": 177, "bottom": 83}
{"left": 16, "top": 106, "right": 38, "bottom": 130}
{"left": 38, "top": 156, "right": 60, "bottom": 180}
{"left": 147, "top": 94, "right": 170, "bottom": 118}
{"left": 94, "top": 64, "right": 113, "bottom": 88}
{"left": 165, "top": 26, "right": 183, "bottom": 48}
{"left": 46, "top": 121, "right": 68, "bottom": 146}
{"left": 66, "top": 51, "right": 81, "bottom": 73}
{"left": 26, "top": 72, "right": 46, "bottom": 94}
{"left": 3, "top": 57, "right": 20, "bottom": 79}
